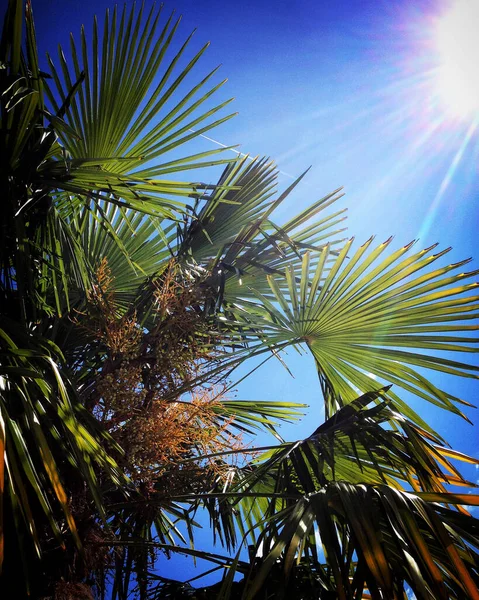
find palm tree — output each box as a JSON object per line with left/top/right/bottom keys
{"left": 1, "top": 1, "right": 478, "bottom": 599}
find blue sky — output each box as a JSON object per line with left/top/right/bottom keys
{"left": 31, "top": 0, "right": 479, "bottom": 587}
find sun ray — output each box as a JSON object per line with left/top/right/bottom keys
{"left": 417, "top": 116, "right": 479, "bottom": 240}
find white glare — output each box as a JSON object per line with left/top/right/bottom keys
{"left": 434, "top": 0, "right": 479, "bottom": 118}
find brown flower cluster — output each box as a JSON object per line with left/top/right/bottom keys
{"left": 84, "top": 259, "right": 248, "bottom": 487}
{"left": 114, "top": 386, "right": 246, "bottom": 484}
{"left": 84, "top": 257, "right": 141, "bottom": 357}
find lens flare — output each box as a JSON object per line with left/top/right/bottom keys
{"left": 433, "top": 0, "right": 479, "bottom": 118}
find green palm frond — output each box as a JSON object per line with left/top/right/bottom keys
{"left": 0, "top": 322, "right": 124, "bottom": 578}
{"left": 237, "top": 482, "right": 479, "bottom": 600}
{"left": 227, "top": 238, "right": 478, "bottom": 428}
{"left": 212, "top": 399, "right": 307, "bottom": 436}
{"left": 44, "top": 2, "right": 236, "bottom": 180}
{"left": 194, "top": 389, "right": 477, "bottom": 546}
{"left": 1, "top": 0, "right": 44, "bottom": 167}
{"left": 178, "top": 156, "right": 280, "bottom": 263}
{"left": 232, "top": 390, "right": 477, "bottom": 495}
{"left": 177, "top": 156, "right": 346, "bottom": 302}
{"left": 71, "top": 200, "right": 172, "bottom": 307}
{"left": 222, "top": 186, "right": 347, "bottom": 300}
{"left": 188, "top": 390, "right": 479, "bottom": 599}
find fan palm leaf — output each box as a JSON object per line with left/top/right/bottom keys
{"left": 44, "top": 2, "right": 236, "bottom": 181}
{"left": 178, "top": 156, "right": 347, "bottom": 302}
{"left": 225, "top": 239, "right": 478, "bottom": 429}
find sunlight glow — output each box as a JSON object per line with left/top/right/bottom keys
{"left": 433, "top": 0, "right": 479, "bottom": 118}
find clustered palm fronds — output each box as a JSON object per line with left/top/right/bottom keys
{"left": 1, "top": 1, "right": 479, "bottom": 599}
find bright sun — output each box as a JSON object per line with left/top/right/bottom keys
{"left": 434, "top": 0, "right": 479, "bottom": 119}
